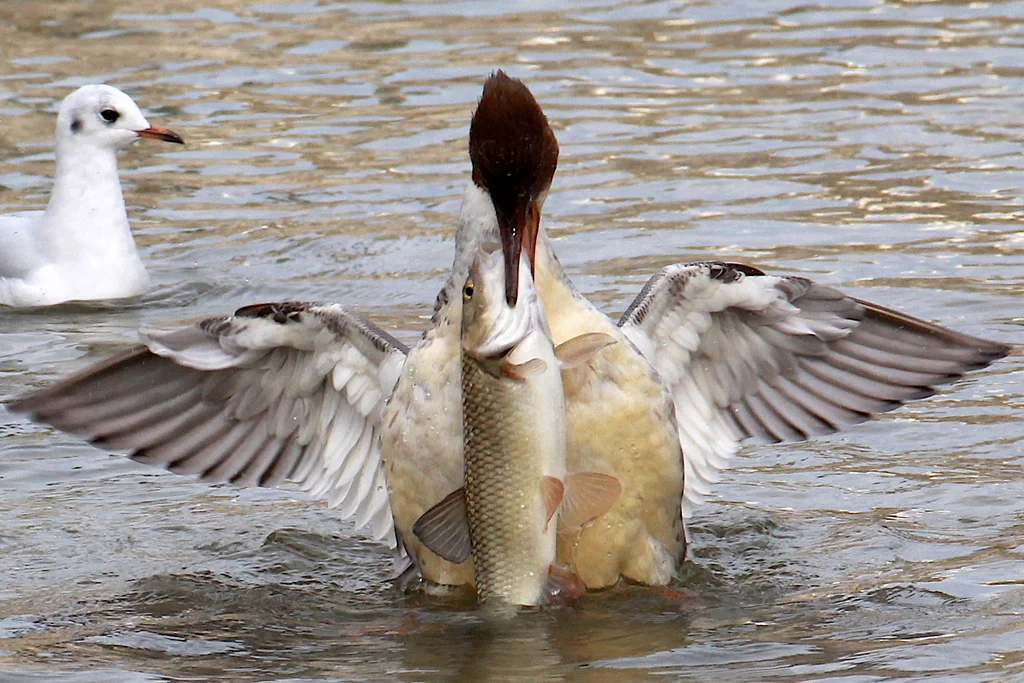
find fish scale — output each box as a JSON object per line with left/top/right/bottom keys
{"left": 461, "top": 351, "right": 547, "bottom": 604}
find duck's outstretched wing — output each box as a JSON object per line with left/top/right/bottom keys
{"left": 9, "top": 302, "right": 408, "bottom": 553}
{"left": 618, "top": 262, "right": 1010, "bottom": 515}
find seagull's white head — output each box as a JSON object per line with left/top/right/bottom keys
{"left": 54, "top": 84, "right": 183, "bottom": 151}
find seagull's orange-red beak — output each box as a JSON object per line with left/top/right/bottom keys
{"left": 135, "top": 126, "right": 184, "bottom": 144}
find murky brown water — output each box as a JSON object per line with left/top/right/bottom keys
{"left": 0, "top": 1, "right": 1021, "bottom": 680}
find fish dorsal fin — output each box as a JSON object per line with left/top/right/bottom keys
{"left": 555, "top": 332, "right": 617, "bottom": 369}
{"left": 541, "top": 476, "right": 564, "bottom": 531}
{"left": 501, "top": 357, "right": 547, "bottom": 380}
{"left": 543, "top": 564, "right": 587, "bottom": 606}
{"left": 560, "top": 472, "right": 622, "bottom": 528}
{"left": 412, "top": 488, "right": 472, "bottom": 564}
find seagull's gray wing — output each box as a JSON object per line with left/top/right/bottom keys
{"left": 10, "top": 301, "right": 408, "bottom": 553}
{"left": 618, "top": 262, "right": 1009, "bottom": 515}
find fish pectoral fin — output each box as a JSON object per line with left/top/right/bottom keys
{"left": 560, "top": 472, "right": 623, "bottom": 528}
{"left": 541, "top": 476, "right": 565, "bottom": 531}
{"left": 411, "top": 488, "right": 472, "bottom": 564}
{"left": 543, "top": 564, "right": 587, "bottom": 606}
{"left": 501, "top": 357, "right": 547, "bottom": 380}
{"left": 554, "top": 332, "right": 617, "bottom": 369}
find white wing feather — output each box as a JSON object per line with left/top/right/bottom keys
{"left": 619, "top": 262, "right": 1008, "bottom": 516}
{"left": 10, "top": 301, "right": 409, "bottom": 551}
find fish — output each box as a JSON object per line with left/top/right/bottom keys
{"left": 413, "top": 245, "right": 622, "bottom": 611}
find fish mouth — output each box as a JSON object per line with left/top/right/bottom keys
{"left": 135, "top": 126, "right": 185, "bottom": 144}
{"left": 501, "top": 199, "right": 540, "bottom": 308}
{"left": 469, "top": 251, "right": 537, "bottom": 361}
{"left": 472, "top": 295, "right": 534, "bottom": 361}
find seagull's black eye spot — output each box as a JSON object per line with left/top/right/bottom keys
{"left": 70, "top": 118, "right": 82, "bottom": 133}
{"left": 99, "top": 108, "right": 119, "bottom": 124}
{"left": 463, "top": 282, "right": 475, "bottom": 301}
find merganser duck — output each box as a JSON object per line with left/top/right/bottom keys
{"left": 0, "top": 84, "right": 183, "bottom": 307}
{"left": 9, "top": 72, "right": 1008, "bottom": 591}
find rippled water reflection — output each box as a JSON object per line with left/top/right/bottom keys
{"left": 0, "top": 0, "right": 1021, "bottom": 680}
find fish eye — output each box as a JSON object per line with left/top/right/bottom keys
{"left": 99, "top": 108, "right": 120, "bottom": 124}
{"left": 462, "top": 282, "right": 475, "bottom": 301}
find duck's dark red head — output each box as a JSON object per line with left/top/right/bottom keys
{"left": 469, "top": 71, "right": 559, "bottom": 306}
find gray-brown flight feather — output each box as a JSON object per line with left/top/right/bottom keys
{"left": 619, "top": 261, "right": 1010, "bottom": 513}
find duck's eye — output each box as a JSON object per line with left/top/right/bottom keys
{"left": 463, "top": 282, "right": 475, "bottom": 301}
{"left": 99, "top": 108, "right": 120, "bottom": 124}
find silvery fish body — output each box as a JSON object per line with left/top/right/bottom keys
{"left": 460, "top": 248, "right": 566, "bottom": 608}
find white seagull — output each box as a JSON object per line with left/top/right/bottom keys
{"left": 0, "top": 84, "right": 183, "bottom": 307}
{"left": 9, "top": 73, "right": 1009, "bottom": 593}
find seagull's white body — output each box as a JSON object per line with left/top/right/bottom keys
{"left": 0, "top": 84, "right": 182, "bottom": 307}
